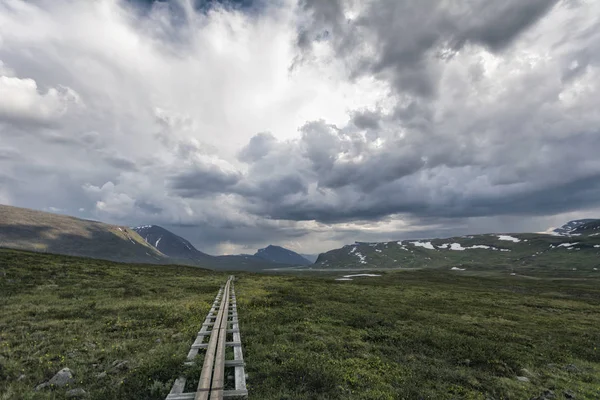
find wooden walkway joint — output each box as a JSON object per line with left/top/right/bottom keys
{"left": 166, "top": 276, "right": 248, "bottom": 400}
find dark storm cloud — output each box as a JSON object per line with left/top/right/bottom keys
{"left": 351, "top": 110, "right": 381, "bottom": 130}
{"left": 134, "top": 200, "right": 163, "bottom": 214}
{"left": 103, "top": 155, "right": 139, "bottom": 171}
{"left": 298, "top": 0, "right": 559, "bottom": 98}
{"left": 237, "top": 132, "right": 277, "bottom": 163}
{"left": 168, "top": 163, "right": 241, "bottom": 198}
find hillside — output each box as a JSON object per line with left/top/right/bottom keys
{"left": 132, "top": 225, "right": 296, "bottom": 271}
{"left": 314, "top": 223, "right": 600, "bottom": 274}
{"left": 132, "top": 225, "right": 212, "bottom": 262}
{"left": 0, "top": 204, "right": 166, "bottom": 264}
{"left": 254, "top": 245, "right": 312, "bottom": 265}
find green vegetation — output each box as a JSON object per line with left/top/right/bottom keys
{"left": 315, "top": 232, "right": 600, "bottom": 274}
{"left": 2, "top": 249, "right": 600, "bottom": 399}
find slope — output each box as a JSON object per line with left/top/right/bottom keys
{"left": 315, "top": 228, "right": 600, "bottom": 275}
{"left": 132, "top": 225, "right": 212, "bottom": 263}
{"left": 0, "top": 204, "right": 166, "bottom": 264}
{"left": 254, "top": 245, "right": 312, "bottom": 265}
{"left": 132, "top": 225, "right": 293, "bottom": 271}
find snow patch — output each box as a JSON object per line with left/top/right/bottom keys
{"left": 497, "top": 235, "right": 521, "bottom": 242}
{"left": 335, "top": 274, "right": 381, "bottom": 281}
{"left": 451, "top": 267, "right": 466, "bottom": 271}
{"left": 375, "top": 249, "right": 382, "bottom": 253}
{"left": 557, "top": 242, "right": 579, "bottom": 248}
{"left": 155, "top": 237, "right": 162, "bottom": 247}
{"left": 355, "top": 251, "right": 367, "bottom": 264}
{"left": 410, "top": 241, "right": 435, "bottom": 250}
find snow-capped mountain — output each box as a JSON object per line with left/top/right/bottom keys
{"left": 552, "top": 219, "right": 600, "bottom": 236}
{"left": 132, "top": 225, "right": 212, "bottom": 261}
{"left": 254, "top": 245, "right": 312, "bottom": 265}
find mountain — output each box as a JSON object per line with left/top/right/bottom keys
{"left": 300, "top": 253, "right": 319, "bottom": 263}
{"left": 133, "top": 225, "right": 293, "bottom": 271}
{"left": 314, "top": 229, "right": 600, "bottom": 272}
{"left": 254, "top": 245, "right": 312, "bottom": 265}
{"left": 0, "top": 204, "right": 166, "bottom": 264}
{"left": 553, "top": 219, "right": 600, "bottom": 236}
{"left": 132, "top": 225, "right": 212, "bottom": 262}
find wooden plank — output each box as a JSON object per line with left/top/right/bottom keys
{"left": 195, "top": 278, "right": 231, "bottom": 400}
{"left": 169, "top": 377, "right": 187, "bottom": 395}
{"left": 224, "top": 360, "right": 245, "bottom": 367}
{"left": 231, "top": 286, "right": 247, "bottom": 393}
{"left": 167, "top": 389, "right": 248, "bottom": 400}
{"left": 209, "top": 278, "right": 232, "bottom": 400}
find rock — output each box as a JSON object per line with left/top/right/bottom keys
{"left": 516, "top": 376, "right": 530, "bottom": 382}
{"left": 48, "top": 368, "right": 75, "bottom": 387}
{"left": 111, "top": 360, "right": 129, "bottom": 371}
{"left": 66, "top": 388, "right": 87, "bottom": 398}
{"left": 114, "top": 360, "right": 129, "bottom": 371}
{"left": 530, "top": 389, "right": 555, "bottom": 400}
{"left": 96, "top": 371, "right": 107, "bottom": 379}
{"left": 564, "top": 390, "right": 576, "bottom": 399}
{"left": 564, "top": 364, "right": 578, "bottom": 373}
{"left": 520, "top": 368, "right": 534, "bottom": 377}
{"left": 35, "top": 382, "right": 50, "bottom": 391}
{"left": 17, "top": 374, "right": 26, "bottom": 381}
{"left": 155, "top": 339, "right": 162, "bottom": 344}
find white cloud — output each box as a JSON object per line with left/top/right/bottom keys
{"left": 0, "top": 74, "right": 81, "bottom": 124}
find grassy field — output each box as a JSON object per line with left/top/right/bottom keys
{"left": 1, "top": 249, "right": 599, "bottom": 399}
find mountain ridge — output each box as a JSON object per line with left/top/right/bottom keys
{"left": 254, "top": 244, "right": 312, "bottom": 265}
{"left": 0, "top": 204, "right": 166, "bottom": 264}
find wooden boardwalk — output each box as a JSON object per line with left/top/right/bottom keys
{"left": 166, "top": 276, "right": 248, "bottom": 400}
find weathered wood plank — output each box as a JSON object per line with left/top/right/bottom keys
{"left": 209, "top": 278, "right": 231, "bottom": 400}
{"left": 167, "top": 389, "right": 248, "bottom": 400}
{"left": 195, "top": 278, "right": 232, "bottom": 400}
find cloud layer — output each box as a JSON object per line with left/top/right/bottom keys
{"left": 1, "top": 0, "right": 600, "bottom": 254}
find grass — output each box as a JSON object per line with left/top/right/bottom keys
{"left": 1, "top": 249, "right": 599, "bottom": 399}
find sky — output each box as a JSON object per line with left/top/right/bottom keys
{"left": 1, "top": 0, "right": 600, "bottom": 255}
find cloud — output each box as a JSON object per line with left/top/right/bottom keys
{"left": 168, "top": 162, "right": 242, "bottom": 198}
{"left": 0, "top": 75, "right": 81, "bottom": 125}
{"left": 1, "top": 0, "right": 600, "bottom": 254}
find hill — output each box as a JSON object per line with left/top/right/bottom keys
{"left": 553, "top": 219, "right": 600, "bottom": 236}
{"left": 132, "top": 225, "right": 295, "bottom": 271}
{"left": 0, "top": 204, "right": 166, "bottom": 264}
{"left": 254, "top": 245, "right": 312, "bottom": 265}
{"left": 314, "top": 226, "right": 600, "bottom": 274}
{"left": 132, "top": 225, "right": 212, "bottom": 262}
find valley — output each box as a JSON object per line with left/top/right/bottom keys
{"left": 1, "top": 249, "right": 599, "bottom": 399}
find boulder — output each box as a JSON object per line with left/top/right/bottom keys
{"left": 66, "top": 388, "right": 87, "bottom": 398}
{"left": 48, "top": 368, "right": 74, "bottom": 387}
{"left": 35, "top": 382, "right": 50, "bottom": 391}
{"left": 111, "top": 360, "right": 129, "bottom": 371}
